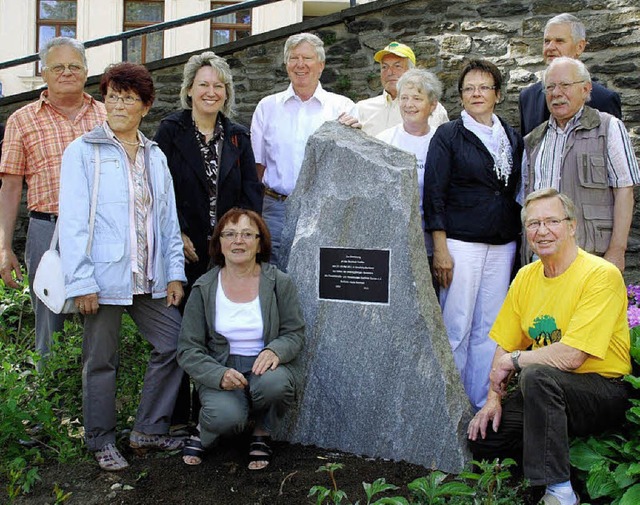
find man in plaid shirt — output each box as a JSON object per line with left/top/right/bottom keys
{"left": 0, "top": 37, "right": 106, "bottom": 366}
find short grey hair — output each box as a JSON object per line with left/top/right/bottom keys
{"left": 521, "top": 188, "right": 577, "bottom": 225}
{"left": 545, "top": 13, "right": 586, "bottom": 43}
{"left": 180, "top": 51, "right": 235, "bottom": 117}
{"left": 284, "top": 33, "right": 325, "bottom": 63}
{"left": 40, "top": 37, "right": 87, "bottom": 68}
{"left": 542, "top": 56, "right": 592, "bottom": 101}
{"left": 396, "top": 68, "right": 442, "bottom": 103}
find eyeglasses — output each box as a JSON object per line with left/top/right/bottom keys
{"left": 525, "top": 217, "right": 571, "bottom": 231}
{"left": 105, "top": 94, "right": 142, "bottom": 106}
{"left": 544, "top": 81, "right": 584, "bottom": 94}
{"left": 220, "top": 231, "right": 261, "bottom": 241}
{"left": 44, "top": 63, "right": 85, "bottom": 75}
{"left": 461, "top": 85, "right": 496, "bottom": 95}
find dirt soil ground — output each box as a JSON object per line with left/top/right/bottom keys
{"left": 4, "top": 432, "right": 544, "bottom": 505}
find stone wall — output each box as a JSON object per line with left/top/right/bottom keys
{"left": 2, "top": 0, "right": 640, "bottom": 278}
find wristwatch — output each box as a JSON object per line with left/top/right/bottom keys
{"left": 511, "top": 350, "right": 522, "bottom": 372}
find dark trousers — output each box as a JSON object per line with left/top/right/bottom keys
{"left": 172, "top": 282, "right": 201, "bottom": 426}
{"left": 198, "top": 355, "right": 295, "bottom": 448}
{"left": 468, "top": 364, "right": 629, "bottom": 486}
{"left": 82, "top": 295, "right": 183, "bottom": 451}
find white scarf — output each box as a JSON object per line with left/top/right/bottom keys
{"left": 461, "top": 110, "right": 513, "bottom": 185}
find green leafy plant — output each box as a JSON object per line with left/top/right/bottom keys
{"left": 309, "top": 463, "right": 350, "bottom": 505}
{"left": 0, "top": 272, "right": 35, "bottom": 347}
{"left": 407, "top": 471, "right": 475, "bottom": 504}
{"left": 0, "top": 280, "right": 150, "bottom": 502}
{"left": 5, "top": 457, "right": 41, "bottom": 502}
{"left": 52, "top": 482, "right": 73, "bottom": 504}
{"left": 309, "top": 463, "right": 408, "bottom": 505}
{"left": 455, "top": 458, "right": 524, "bottom": 505}
{"left": 569, "top": 291, "right": 640, "bottom": 504}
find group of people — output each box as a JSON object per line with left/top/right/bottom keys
{"left": 0, "top": 10, "right": 637, "bottom": 505}
{"left": 0, "top": 37, "right": 304, "bottom": 473}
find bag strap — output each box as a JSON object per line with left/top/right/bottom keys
{"left": 86, "top": 144, "right": 101, "bottom": 252}
{"left": 49, "top": 144, "right": 101, "bottom": 253}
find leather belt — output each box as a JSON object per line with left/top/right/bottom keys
{"left": 264, "top": 187, "right": 288, "bottom": 201}
{"left": 29, "top": 211, "right": 57, "bottom": 222}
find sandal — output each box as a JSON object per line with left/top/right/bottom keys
{"left": 248, "top": 435, "right": 272, "bottom": 471}
{"left": 95, "top": 443, "right": 129, "bottom": 471}
{"left": 129, "top": 430, "right": 184, "bottom": 455}
{"left": 182, "top": 435, "right": 205, "bottom": 466}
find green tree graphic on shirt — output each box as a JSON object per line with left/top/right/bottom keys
{"left": 528, "top": 315, "right": 563, "bottom": 346}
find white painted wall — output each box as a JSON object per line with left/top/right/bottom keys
{"left": 252, "top": 0, "right": 303, "bottom": 35}
{"left": 0, "top": 0, "right": 360, "bottom": 97}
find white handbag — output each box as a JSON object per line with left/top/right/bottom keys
{"left": 33, "top": 146, "right": 101, "bottom": 314}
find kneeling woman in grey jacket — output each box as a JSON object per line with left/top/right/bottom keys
{"left": 177, "top": 208, "right": 305, "bottom": 469}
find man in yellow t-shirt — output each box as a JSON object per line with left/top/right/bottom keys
{"left": 467, "top": 188, "right": 631, "bottom": 505}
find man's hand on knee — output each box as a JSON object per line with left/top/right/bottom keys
{"left": 468, "top": 395, "right": 502, "bottom": 441}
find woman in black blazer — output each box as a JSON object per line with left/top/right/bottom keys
{"left": 155, "top": 51, "right": 263, "bottom": 292}
{"left": 155, "top": 51, "right": 263, "bottom": 428}
{"left": 424, "top": 59, "right": 522, "bottom": 412}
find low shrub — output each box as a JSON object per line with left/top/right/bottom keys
{"left": 0, "top": 276, "right": 150, "bottom": 502}
{"left": 569, "top": 285, "right": 640, "bottom": 504}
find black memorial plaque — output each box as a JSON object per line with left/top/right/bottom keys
{"left": 319, "top": 247, "right": 390, "bottom": 303}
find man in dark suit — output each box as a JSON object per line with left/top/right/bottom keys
{"left": 519, "top": 13, "right": 621, "bottom": 136}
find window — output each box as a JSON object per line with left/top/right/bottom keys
{"left": 36, "top": 0, "right": 77, "bottom": 73}
{"left": 124, "top": 0, "right": 164, "bottom": 63}
{"left": 210, "top": 1, "right": 251, "bottom": 46}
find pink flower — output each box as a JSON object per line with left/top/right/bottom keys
{"left": 627, "top": 285, "right": 640, "bottom": 328}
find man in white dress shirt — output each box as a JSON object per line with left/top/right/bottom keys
{"left": 356, "top": 41, "right": 448, "bottom": 137}
{"left": 251, "top": 32, "right": 357, "bottom": 264}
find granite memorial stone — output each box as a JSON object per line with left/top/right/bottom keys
{"left": 277, "top": 121, "right": 473, "bottom": 473}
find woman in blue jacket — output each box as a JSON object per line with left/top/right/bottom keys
{"left": 59, "top": 63, "right": 186, "bottom": 471}
{"left": 424, "top": 59, "right": 522, "bottom": 411}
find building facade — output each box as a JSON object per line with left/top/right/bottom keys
{"left": 0, "top": 0, "right": 372, "bottom": 97}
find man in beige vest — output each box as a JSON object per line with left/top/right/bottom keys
{"left": 522, "top": 57, "right": 639, "bottom": 271}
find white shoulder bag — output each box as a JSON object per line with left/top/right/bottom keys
{"left": 33, "top": 146, "right": 101, "bottom": 314}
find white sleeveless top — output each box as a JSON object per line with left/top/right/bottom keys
{"left": 215, "top": 272, "right": 264, "bottom": 356}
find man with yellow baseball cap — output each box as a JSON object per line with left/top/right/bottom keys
{"left": 357, "top": 41, "right": 448, "bottom": 136}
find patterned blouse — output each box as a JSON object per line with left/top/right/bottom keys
{"left": 193, "top": 116, "right": 224, "bottom": 239}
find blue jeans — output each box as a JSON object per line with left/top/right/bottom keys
{"left": 262, "top": 194, "right": 286, "bottom": 265}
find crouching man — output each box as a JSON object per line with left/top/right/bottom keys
{"left": 467, "top": 188, "right": 632, "bottom": 505}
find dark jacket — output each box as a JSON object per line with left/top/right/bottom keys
{"left": 519, "top": 80, "right": 621, "bottom": 136}
{"left": 154, "top": 110, "right": 263, "bottom": 285}
{"left": 177, "top": 263, "right": 305, "bottom": 392}
{"left": 424, "top": 117, "right": 523, "bottom": 245}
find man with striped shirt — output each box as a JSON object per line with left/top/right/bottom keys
{"left": 522, "top": 57, "right": 639, "bottom": 272}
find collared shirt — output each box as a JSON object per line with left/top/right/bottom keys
{"left": 356, "top": 90, "right": 449, "bottom": 137}
{"left": 0, "top": 91, "right": 106, "bottom": 213}
{"left": 104, "top": 122, "right": 153, "bottom": 294}
{"left": 531, "top": 107, "right": 640, "bottom": 191}
{"left": 251, "top": 83, "right": 356, "bottom": 196}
